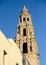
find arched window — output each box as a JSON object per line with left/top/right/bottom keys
{"left": 16, "top": 63, "right": 18, "bottom": 65}
{"left": 30, "top": 46, "right": 32, "bottom": 51}
{"left": 3, "top": 50, "right": 7, "bottom": 65}
{"left": 23, "top": 18, "right": 25, "bottom": 21}
{"left": 4, "top": 50, "right": 7, "bottom": 55}
{"left": 23, "top": 28, "right": 26, "bottom": 36}
{"left": 27, "top": 18, "right": 29, "bottom": 21}
{"left": 23, "top": 42, "right": 28, "bottom": 53}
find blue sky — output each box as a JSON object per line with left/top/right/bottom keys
{"left": 0, "top": 0, "right": 46, "bottom": 65}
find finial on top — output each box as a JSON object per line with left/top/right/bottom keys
{"left": 22, "top": 5, "right": 28, "bottom": 12}
{"left": 24, "top": 5, "right": 26, "bottom": 8}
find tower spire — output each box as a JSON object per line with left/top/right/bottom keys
{"left": 24, "top": 5, "right": 26, "bottom": 8}
{"left": 22, "top": 5, "right": 28, "bottom": 12}
{"left": 15, "top": 6, "right": 40, "bottom": 65}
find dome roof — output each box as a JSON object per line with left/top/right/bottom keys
{"left": 22, "top": 6, "right": 28, "bottom": 12}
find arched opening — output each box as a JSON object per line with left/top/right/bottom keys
{"left": 4, "top": 50, "right": 7, "bottom": 55}
{"left": 23, "top": 42, "right": 28, "bottom": 53}
{"left": 27, "top": 18, "right": 29, "bottom": 21}
{"left": 16, "top": 63, "right": 19, "bottom": 65}
{"left": 23, "top": 28, "right": 26, "bottom": 36}
{"left": 30, "top": 46, "right": 32, "bottom": 51}
{"left": 23, "top": 18, "right": 25, "bottom": 21}
{"left": 3, "top": 50, "right": 7, "bottom": 65}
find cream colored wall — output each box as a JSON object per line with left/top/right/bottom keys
{"left": 0, "top": 50, "right": 3, "bottom": 65}
{"left": 0, "top": 31, "right": 23, "bottom": 65}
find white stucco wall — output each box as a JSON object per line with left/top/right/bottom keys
{"left": 0, "top": 31, "right": 23, "bottom": 65}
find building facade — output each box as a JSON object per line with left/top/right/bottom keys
{"left": 15, "top": 6, "right": 40, "bottom": 65}
{"left": 0, "top": 31, "right": 23, "bottom": 65}
{"left": 0, "top": 6, "right": 40, "bottom": 65}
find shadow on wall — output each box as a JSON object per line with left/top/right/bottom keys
{"left": 22, "top": 57, "right": 30, "bottom": 65}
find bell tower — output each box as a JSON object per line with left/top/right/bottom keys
{"left": 15, "top": 6, "right": 40, "bottom": 65}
